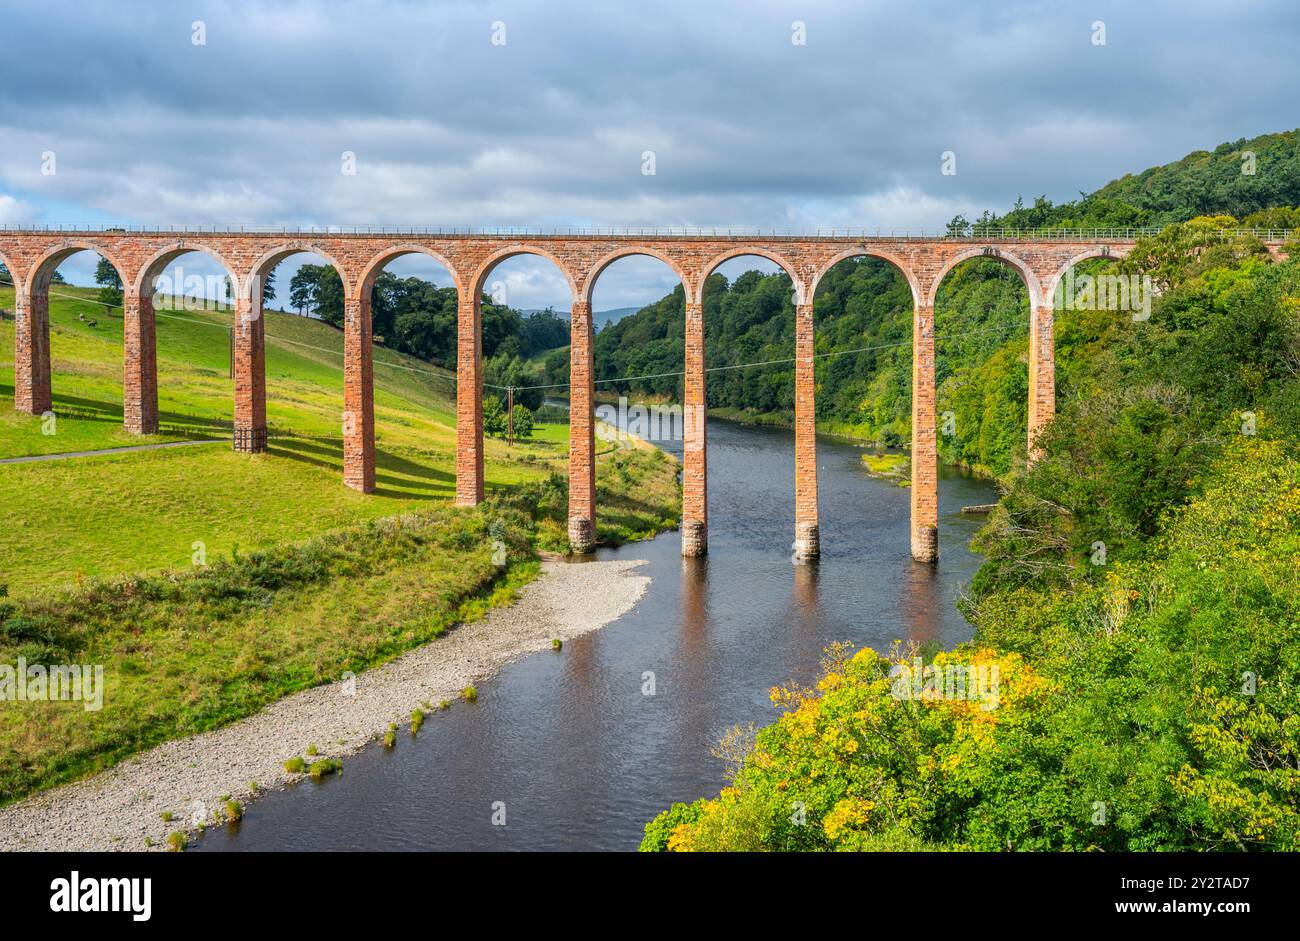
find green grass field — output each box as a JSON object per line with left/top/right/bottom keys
{"left": 0, "top": 284, "right": 669, "bottom": 595}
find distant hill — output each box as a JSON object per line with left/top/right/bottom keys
{"left": 521, "top": 306, "right": 641, "bottom": 328}
{"left": 594, "top": 306, "right": 640, "bottom": 327}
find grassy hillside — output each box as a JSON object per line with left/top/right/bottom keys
{"left": 0, "top": 283, "right": 465, "bottom": 456}
{"left": 0, "top": 283, "right": 673, "bottom": 595}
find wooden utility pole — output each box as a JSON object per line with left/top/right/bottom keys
{"left": 506, "top": 386, "right": 515, "bottom": 447}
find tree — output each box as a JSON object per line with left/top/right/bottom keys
{"left": 289, "top": 265, "right": 318, "bottom": 315}
{"left": 485, "top": 352, "right": 543, "bottom": 410}
{"left": 288, "top": 264, "right": 344, "bottom": 325}
{"left": 261, "top": 268, "right": 277, "bottom": 304}
{"left": 483, "top": 394, "right": 533, "bottom": 440}
{"left": 95, "top": 257, "right": 123, "bottom": 311}
{"left": 313, "top": 267, "right": 345, "bottom": 327}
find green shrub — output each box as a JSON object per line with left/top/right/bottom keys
{"left": 308, "top": 759, "right": 342, "bottom": 780}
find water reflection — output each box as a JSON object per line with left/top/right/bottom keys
{"left": 903, "top": 560, "right": 943, "bottom": 652}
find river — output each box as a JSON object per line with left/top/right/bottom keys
{"left": 195, "top": 418, "right": 996, "bottom": 851}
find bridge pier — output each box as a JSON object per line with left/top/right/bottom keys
{"left": 911, "top": 304, "right": 938, "bottom": 563}
{"left": 13, "top": 286, "right": 51, "bottom": 417}
{"left": 682, "top": 301, "right": 707, "bottom": 557}
{"left": 343, "top": 296, "right": 375, "bottom": 492}
{"left": 793, "top": 301, "right": 819, "bottom": 561}
{"left": 568, "top": 299, "right": 596, "bottom": 553}
{"left": 122, "top": 289, "right": 159, "bottom": 436}
{"left": 1027, "top": 305, "right": 1055, "bottom": 462}
{"left": 456, "top": 296, "right": 484, "bottom": 506}
{"left": 233, "top": 296, "right": 267, "bottom": 452}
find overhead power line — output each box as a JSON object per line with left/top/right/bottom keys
{"left": 2, "top": 276, "right": 1028, "bottom": 395}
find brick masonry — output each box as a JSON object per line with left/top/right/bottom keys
{"left": 793, "top": 302, "right": 820, "bottom": 560}
{"left": 4, "top": 230, "right": 1242, "bottom": 559}
{"left": 568, "top": 299, "right": 596, "bottom": 552}
{"left": 455, "top": 295, "right": 483, "bottom": 506}
{"left": 1027, "top": 306, "right": 1055, "bottom": 462}
{"left": 911, "top": 305, "right": 939, "bottom": 563}
{"left": 681, "top": 301, "right": 708, "bottom": 557}
{"left": 232, "top": 296, "right": 267, "bottom": 453}
{"left": 122, "top": 289, "right": 159, "bottom": 436}
{"left": 342, "top": 297, "right": 375, "bottom": 492}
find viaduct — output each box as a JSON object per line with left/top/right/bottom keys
{"left": 1, "top": 225, "right": 1262, "bottom": 562}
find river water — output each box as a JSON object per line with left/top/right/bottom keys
{"left": 196, "top": 418, "right": 996, "bottom": 851}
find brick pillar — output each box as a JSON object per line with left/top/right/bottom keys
{"left": 13, "top": 286, "right": 51, "bottom": 416}
{"left": 682, "top": 300, "right": 708, "bottom": 557}
{"left": 568, "top": 299, "right": 597, "bottom": 552}
{"left": 233, "top": 295, "right": 267, "bottom": 452}
{"left": 1027, "top": 305, "right": 1055, "bottom": 463}
{"left": 456, "top": 295, "right": 484, "bottom": 506}
{"left": 793, "top": 301, "right": 819, "bottom": 560}
{"left": 122, "top": 287, "right": 159, "bottom": 436}
{"left": 911, "top": 304, "right": 938, "bottom": 563}
{"left": 343, "top": 295, "right": 375, "bottom": 492}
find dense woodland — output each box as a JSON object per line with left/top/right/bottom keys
{"left": 643, "top": 128, "right": 1300, "bottom": 851}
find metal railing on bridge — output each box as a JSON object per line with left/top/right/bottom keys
{"left": 0, "top": 223, "right": 1293, "bottom": 241}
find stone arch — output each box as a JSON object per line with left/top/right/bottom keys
{"left": 246, "top": 243, "right": 352, "bottom": 301}
{"left": 1042, "top": 246, "right": 1130, "bottom": 304}
{"left": 580, "top": 246, "right": 691, "bottom": 306}
{"left": 29, "top": 241, "right": 131, "bottom": 293}
{"left": 469, "top": 245, "right": 579, "bottom": 301}
{"left": 132, "top": 241, "right": 243, "bottom": 301}
{"left": 695, "top": 247, "right": 807, "bottom": 305}
{"left": 925, "top": 246, "right": 1043, "bottom": 309}
{"left": 810, "top": 247, "right": 922, "bottom": 308}
{"left": 356, "top": 244, "right": 463, "bottom": 298}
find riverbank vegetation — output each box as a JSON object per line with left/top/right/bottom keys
{"left": 0, "top": 443, "right": 678, "bottom": 805}
{"left": 643, "top": 130, "right": 1300, "bottom": 852}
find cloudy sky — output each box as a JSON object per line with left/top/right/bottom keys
{"left": 1, "top": 0, "right": 1296, "bottom": 309}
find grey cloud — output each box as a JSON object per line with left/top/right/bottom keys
{"left": 1, "top": 0, "right": 1297, "bottom": 309}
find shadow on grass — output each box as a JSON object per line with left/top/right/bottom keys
{"left": 0, "top": 386, "right": 234, "bottom": 441}
{"left": 268, "top": 433, "right": 455, "bottom": 498}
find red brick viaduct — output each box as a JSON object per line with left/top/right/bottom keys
{"left": 1, "top": 226, "right": 1255, "bottom": 562}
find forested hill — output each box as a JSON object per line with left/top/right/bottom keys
{"left": 586, "top": 128, "right": 1300, "bottom": 478}
{"left": 642, "top": 133, "right": 1300, "bottom": 852}
{"left": 960, "top": 127, "right": 1300, "bottom": 230}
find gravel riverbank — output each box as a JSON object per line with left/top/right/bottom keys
{"left": 0, "top": 557, "right": 650, "bottom": 852}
